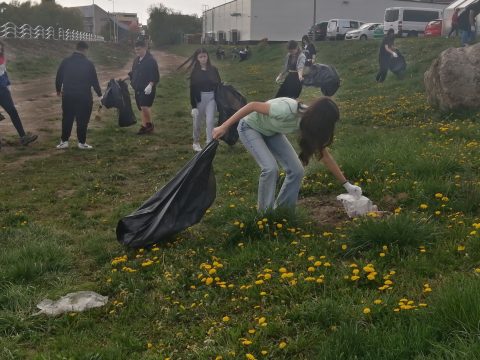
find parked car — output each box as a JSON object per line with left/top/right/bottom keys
{"left": 424, "top": 19, "right": 442, "bottom": 37}
{"left": 384, "top": 7, "right": 443, "bottom": 37}
{"left": 308, "top": 21, "right": 328, "bottom": 41}
{"left": 327, "top": 19, "right": 364, "bottom": 40}
{"left": 373, "top": 24, "right": 385, "bottom": 39}
{"left": 345, "top": 22, "right": 382, "bottom": 40}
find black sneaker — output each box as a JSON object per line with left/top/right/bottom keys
{"left": 20, "top": 133, "right": 38, "bottom": 146}
{"left": 137, "top": 123, "right": 154, "bottom": 135}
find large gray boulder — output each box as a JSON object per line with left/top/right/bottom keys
{"left": 424, "top": 43, "right": 480, "bottom": 111}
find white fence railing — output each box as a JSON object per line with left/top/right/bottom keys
{"left": 0, "top": 22, "right": 104, "bottom": 41}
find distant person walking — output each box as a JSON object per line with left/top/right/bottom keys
{"left": 187, "top": 48, "right": 221, "bottom": 152}
{"left": 448, "top": 8, "right": 460, "bottom": 38}
{"left": 55, "top": 41, "right": 102, "bottom": 149}
{"left": 212, "top": 97, "right": 362, "bottom": 212}
{"left": 0, "top": 41, "right": 37, "bottom": 149}
{"left": 127, "top": 39, "right": 160, "bottom": 135}
{"left": 275, "top": 41, "right": 306, "bottom": 99}
{"left": 458, "top": 1, "right": 480, "bottom": 46}
{"left": 302, "top": 35, "right": 317, "bottom": 67}
{"left": 376, "top": 29, "right": 397, "bottom": 83}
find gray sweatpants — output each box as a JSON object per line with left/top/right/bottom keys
{"left": 193, "top": 91, "right": 217, "bottom": 144}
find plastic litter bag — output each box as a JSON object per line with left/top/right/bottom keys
{"left": 389, "top": 50, "right": 407, "bottom": 76}
{"left": 215, "top": 83, "right": 247, "bottom": 145}
{"left": 101, "top": 79, "right": 123, "bottom": 109}
{"left": 116, "top": 140, "right": 219, "bottom": 248}
{"left": 303, "top": 64, "right": 341, "bottom": 96}
{"left": 118, "top": 80, "right": 136, "bottom": 127}
{"left": 337, "top": 194, "right": 377, "bottom": 218}
{"left": 35, "top": 291, "right": 108, "bottom": 316}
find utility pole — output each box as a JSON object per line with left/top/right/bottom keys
{"left": 313, "top": 0, "right": 317, "bottom": 28}
{"left": 92, "top": 0, "right": 96, "bottom": 35}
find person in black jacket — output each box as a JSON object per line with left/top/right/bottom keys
{"left": 127, "top": 39, "right": 160, "bottom": 135}
{"left": 0, "top": 41, "right": 37, "bottom": 149}
{"left": 187, "top": 48, "right": 221, "bottom": 152}
{"left": 55, "top": 41, "right": 102, "bottom": 149}
{"left": 375, "top": 29, "right": 397, "bottom": 83}
{"left": 301, "top": 35, "right": 316, "bottom": 67}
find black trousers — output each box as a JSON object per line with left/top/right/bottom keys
{"left": 0, "top": 86, "right": 26, "bottom": 137}
{"left": 61, "top": 95, "right": 93, "bottom": 143}
{"left": 275, "top": 72, "right": 303, "bottom": 99}
{"left": 376, "top": 55, "right": 390, "bottom": 83}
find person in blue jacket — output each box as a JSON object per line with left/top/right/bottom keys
{"left": 0, "top": 41, "right": 37, "bottom": 149}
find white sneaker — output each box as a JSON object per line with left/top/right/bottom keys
{"left": 78, "top": 142, "right": 93, "bottom": 150}
{"left": 56, "top": 140, "right": 69, "bottom": 149}
{"left": 192, "top": 142, "right": 202, "bottom": 152}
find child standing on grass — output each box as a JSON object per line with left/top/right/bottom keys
{"left": 275, "top": 41, "right": 306, "bottom": 99}
{"left": 187, "top": 48, "right": 221, "bottom": 152}
{"left": 212, "top": 96, "right": 362, "bottom": 212}
{"left": 0, "top": 41, "right": 37, "bottom": 149}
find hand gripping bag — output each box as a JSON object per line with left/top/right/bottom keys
{"left": 389, "top": 50, "right": 407, "bottom": 76}
{"left": 116, "top": 140, "right": 218, "bottom": 248}
{"left": 215, "top": 83, "right": 247, "bottom": 145}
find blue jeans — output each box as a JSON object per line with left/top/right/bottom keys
{"left": 461, "top": 29, "right": 475, "bottom": 46}
{"left": 237, "top": 119, "right": 304, "bottom": 212}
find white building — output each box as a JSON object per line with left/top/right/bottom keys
{"left": 203, "top": 0, "right": 449, "bottom": 43}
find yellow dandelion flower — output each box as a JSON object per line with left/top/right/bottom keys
{"left": 363, "top": 307, "right": 371, "bottom": 314}
{"left": 279, "top": 341, "right": 287, "bottom": 349}
{"left": 222, "top": 316, "right": 230, "bottom": 322}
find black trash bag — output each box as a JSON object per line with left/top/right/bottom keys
{"left": 389, "top": 50, "right": 407, "bottom": 76}
{"left": 101, "top": 79, "right": 123, "bottom": 109}
{"left": 118, "top": 80, "right": 136, "bottom": 127}
{"left": 116, "top": 140, "right": 219, "bottom": 248}
{"left": 215, "top": 83, "right": 247, "bottom": 145}
{"left": 303, "top": 64, "right": 340, "bottom": 96}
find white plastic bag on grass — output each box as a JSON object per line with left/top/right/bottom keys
{"left": 35, "top": 291, "right": 108, "bottom": 316}
{"left": 337, "top": 193, "right": 377, "bottom": 218}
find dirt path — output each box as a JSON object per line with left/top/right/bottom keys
{"left": 0, "top": 50, "right": 186, "bottom": 148}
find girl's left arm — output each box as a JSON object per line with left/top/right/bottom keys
{"left": 320, "top": 148, "right": 347, "bottom": 184}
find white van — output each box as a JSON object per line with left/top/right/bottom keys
{"left": 384, "top": 7, "right": 444, "bottom": 37}
{"left": 327, "top": 19, "right": 363, "bottom": 40}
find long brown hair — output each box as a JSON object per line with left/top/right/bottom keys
{"left": 298, "top": 97, "right": 339, "bottom": 166}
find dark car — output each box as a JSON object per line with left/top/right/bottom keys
{"left": 308, "top": 21, "right": 328, "bottom": 41}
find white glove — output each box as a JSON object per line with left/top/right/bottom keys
{"left": 144, "top": 83, "right": 153, "bottom": 95}
{"left": 343, "top": 181, "right": 362, "bottom": 199}
{"left": 392, "top": 52, "right": 398, "bottom": 58}
{"left": 191, "top": 108, "right": 199, "bottom": 118}
{"left": 471, "top": 25, "right": 476, "bottom": 32}
{"left": 275, "top": 75, "right": 283, "bottom": 84}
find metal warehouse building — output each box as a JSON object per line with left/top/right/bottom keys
{"left": 203, "top": 0, "right": 449, "bottom": 42}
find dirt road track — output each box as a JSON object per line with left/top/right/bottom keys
{"left": 0, "top": 50, "right": 186, "bottom": 143}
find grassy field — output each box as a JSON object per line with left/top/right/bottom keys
{"left": 1, "top": 37, "right": 479, "bottom": 359}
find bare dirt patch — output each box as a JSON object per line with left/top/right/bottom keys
{"left": 298, "top": 195, "right": 350, "bottom": 227}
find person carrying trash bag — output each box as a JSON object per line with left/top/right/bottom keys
{"left": 187, "top": 48, "right": 222, "bottom": 152}
{"left": 212, "top": 97, "right": 362, "bottom": 212}
{"left": 0, "top": 41, "right": 37, "bottom": 149}
{"left": 376, "top": 29, "right": 398, "bottom": 83}
{"left": 275, "top": 41, "right": 306, "bottom": 99}
{"left": 117, "top": 140, "right": 218, "bottom": 249}
{"left": 125, "top": 39, "right": 159, "bottom": 135}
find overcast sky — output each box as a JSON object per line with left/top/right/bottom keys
{"left": 26, "top": 0, "right": 224, "bottom": 23}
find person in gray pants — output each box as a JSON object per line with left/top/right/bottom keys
{"left": 187, "top": 48, "right": 221, "bottom": 152}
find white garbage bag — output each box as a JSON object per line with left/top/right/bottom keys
{"left": 35, "top": 291, "right": 108, "bottom": 316}
{"left": 337, "top": 193, "right": 377, "bottom": 218}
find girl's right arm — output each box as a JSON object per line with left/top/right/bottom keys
{"left": 212, "top": 102, "right": 270, "bottom": 139}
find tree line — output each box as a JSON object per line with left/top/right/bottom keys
{"left": 0, "top": 0, "right": 83, "bottom": 30}
{"left": 147, "top": 4, "right": 202, "bottom": 46}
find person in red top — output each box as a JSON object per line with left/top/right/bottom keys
{"left": 448, "top": 8, "right": 460, "bottom": 38}
{"left": 0, "top": 41, "right": 37, "bottom": 149}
